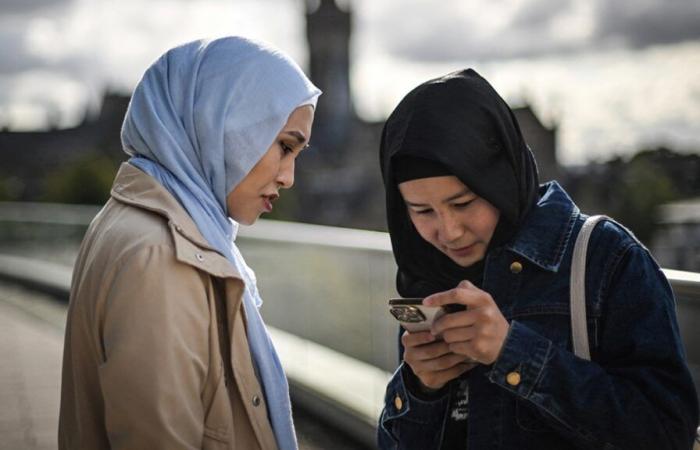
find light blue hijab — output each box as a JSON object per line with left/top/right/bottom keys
{"left": 121, "top": 36, "right": 321, "bottom": 450}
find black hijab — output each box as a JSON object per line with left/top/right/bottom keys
{"left": 379, "top": 69, "right": 540, "bottom": 298}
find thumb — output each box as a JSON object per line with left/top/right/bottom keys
{"left": 458, "top": 280, "right": 474, "bottom": 289}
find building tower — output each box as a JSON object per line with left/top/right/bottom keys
{"left": 305, "top": 0, "right": 353, "bottom": 159}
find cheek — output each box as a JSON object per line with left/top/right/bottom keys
{"left": 473, "top": 205, "right": 500, "bottom": 241}
{"left": 246, "top": 149, "right": 282, "bottom": 189}
{"left": 409, "top": 216, "right": 439, "bottom": 244}
{"left": 260, "top": 160, "right": 278, "bottom": 183}
{"left": 255, "top": 160, "right": 282, "bottom": 189}
{"left": 226, "top": 190, "right": 245, "bottom": 217}
{"left": 226, "top": 179, "right": 256, "bottom": 217}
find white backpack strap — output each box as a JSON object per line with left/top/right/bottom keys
{"left": 570, "top": 215, "right": 608, "bottom": 360}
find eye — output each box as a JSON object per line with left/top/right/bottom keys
{"left": 453, "top": 199, "right": 474, "bottom": 209}
{"left": 280, "top": 141, "right": 294, "bottom": 155}
{"left": 412, "top": 208, "right": 434, "bottom": 215}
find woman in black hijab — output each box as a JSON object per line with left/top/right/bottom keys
{"left": 377, "top": 69, "right": 698, "bottom": 450}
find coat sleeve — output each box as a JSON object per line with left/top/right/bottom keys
{"left": 377, "top": 362, "right": 451, "bottom": 450}
{"left": 97, "top": 244, "right": 211, "bottom": 450}
{"left": 489, "top": 243, "right": 699, "bottom": 449}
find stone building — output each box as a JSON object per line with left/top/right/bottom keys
{"left": 513, "top": 106, "right": 561, "bottom": 183}
{"left": 0, "top": 94, "right": 129, "bottom": 200}
{"left": 305, "top": 0, "right": 353, "bottom": 158}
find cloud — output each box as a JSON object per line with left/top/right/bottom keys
{"left": 368, "top": 0, "right": 596, "bottom": 61}
{"left": 0, "top": 0, "right": 307, "bottom": 129}
{"left": 509, "top": 0, "right": 575, "bottom": 28}
{"left": 367, "top": 0, "right": 700, "bottom": 62}
{"left": 0, "top": 0, "right": 102, "bottom": 129}
{"left": 1, "top": 0, "right": 71, "bottom": 15}
{"left": 595, "top": 0, "right": 700, "bottom": 48}
{"left": 0, "top": 71, "right": 92, "bottom": 129}
{"left": 0, "top": 24, "right": 46, "bottom": 74}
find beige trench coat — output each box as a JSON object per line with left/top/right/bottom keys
{"left": 59, "top": 163, "right": 279, "bottom": 450}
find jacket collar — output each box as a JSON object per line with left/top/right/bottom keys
{"left": 110, "top": 162, "right": 239, "bottom": 279}
{"left": 505, "top": 181, "right": 580, "bottom": 272}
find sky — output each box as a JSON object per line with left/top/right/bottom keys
{"left": 1, "top": 0, "right": 699, "bottom": 165}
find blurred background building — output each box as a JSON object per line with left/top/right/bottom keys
{"left": 0, "top": 0, "right": 563, "bottom": 228}
{"left": 653, "top": 198, "right": 700, "bottom": 272}
{"left": 0, "top": 0, "right": 699, "bottom": 267}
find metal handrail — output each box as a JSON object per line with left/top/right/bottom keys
{"left": 244, "top": 221, "right": 700, "bottom": 300}
{"left": 0, "top": 201, "right": 100, "bottom": 226}
{"left": 1, "top": 201, "right": 699, "bottom": 298}
{"left": 662, "top": 268, "right": 700, "bottom": 298}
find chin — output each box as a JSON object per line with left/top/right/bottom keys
{"left": 239, "top": 216, "right": 258, "bottom": 226}
{"left": 229, "top": 211, "right": 258, "bottom": 226}
{"left": 449, "top": 254, "right": 484, "bottom": 268}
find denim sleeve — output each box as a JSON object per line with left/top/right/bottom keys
{"left": 489, "top": 244, "right": 699, "bottom": 450}
{"left": 377, "top": 363, "right": 450, "bottom": 450}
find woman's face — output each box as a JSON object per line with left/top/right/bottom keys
{"left": 398, "top": 175, "right": 500, "bottom": 267}
{"left": 226, "top": 105, "right": 314, "bottom": 225}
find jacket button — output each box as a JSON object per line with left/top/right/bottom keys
{"left": 509, "top": 261, "right": 523, "bottom": 274}
{"left": 252, "top": 395, "right": 261, "bottom": 407}
{"left": 506, "top": 371, "right": 521, "bottom": 386}
{"left": 196, "top": 253, "right": 205, "bottom": 262}
{"left": 394, "top": 394, "right": 403, "bottom": 411}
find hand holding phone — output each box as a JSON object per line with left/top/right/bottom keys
{"left": 388, "top": 297, "right": 465, "bottom": 334}
{"left": 390, "top": 297, "right": 475, "bottom": 391}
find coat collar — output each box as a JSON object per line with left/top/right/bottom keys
{"left": 505, "top": 181, "right": 580, "bottom": 272}
{"left": 110, "top": 162, "right": 240, "bottom": 279}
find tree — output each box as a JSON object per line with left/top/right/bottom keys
{"left": 43, "top": 155, "right": 119, "bottom": 205}
{"left": 615, "top": 157, "right": 679, "bottom": 244}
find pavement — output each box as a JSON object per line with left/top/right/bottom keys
{"left": 0, "top": 282, "right": 65, "bottom": 450}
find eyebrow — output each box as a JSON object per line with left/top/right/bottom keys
{"left": 282, "top": 130, "right": 308, "bottom": 146}
{"left": 404, "top": 188, "right": 473, "bottom": 207}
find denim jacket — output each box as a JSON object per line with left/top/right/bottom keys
{"left": 378, "top": 182, "right": 699, "bottom": 450}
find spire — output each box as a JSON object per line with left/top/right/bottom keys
{"left": 305, "top": 0, "right": 353, "bottom": 157}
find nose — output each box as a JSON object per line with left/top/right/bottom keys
{"left": 438, "top": 211, "right": 464, "bottom": 243}
{"left": 276, "top": 157, "right": 295, "bottom": 189}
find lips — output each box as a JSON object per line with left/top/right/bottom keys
{"left": 262, "top": 197, "right": 273, "bottom": 212}
{"left": 447, "top": 243, "right": 476, "bottom": 257}
{"left": 262, "top": 193, "right": 279, "bottom": 213}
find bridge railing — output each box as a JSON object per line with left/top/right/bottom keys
{"left": 1, "top": 201, "right": 699, "bottom": 447}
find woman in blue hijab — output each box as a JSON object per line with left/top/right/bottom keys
{"left": 59, "top": 36, "right": 320, "bottom": 450}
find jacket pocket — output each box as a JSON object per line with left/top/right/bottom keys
{"left": 202, "top": 370, "right": 232, "bottom": 448}
{"left": 203, "top": 426, "right": 229, "bottom": 450}
{"left": 509, "top": 304, "right": 600, "bottom": 355}
{"left": 515, "top": 399, "right": 550, "bottom": 433}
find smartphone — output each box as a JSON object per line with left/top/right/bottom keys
{"left": 388, "top": 298, "right": 465, "bottom": 333}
